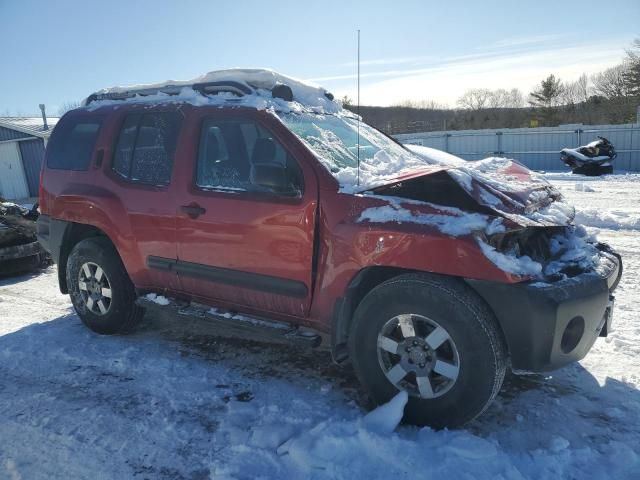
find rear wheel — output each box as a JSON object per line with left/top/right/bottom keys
{"left": 349, "top": 273, "right": 507, "bottom": 428}
{"left": 66, "top": 237, "right": 144, "bottom": 334}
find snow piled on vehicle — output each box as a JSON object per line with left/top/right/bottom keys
{"left": 279, "top": 112, "right": 431, "bottom": 193}
{"left": 358, "top": 200, "right": 498, "bottom": 237}
{"left": 83, "top": 68, "right": 342, "bottom": 115}
{"left": 408, "top": 146, "right": 576, "bottom": 227}
{"left": 356, "top": 146, "right": 613, "bottom": 279}
{"left": 476, "top": 240, "right": 543, "bottom": 277}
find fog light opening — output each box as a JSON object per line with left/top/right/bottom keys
{"left": 561, "top": 316, "right": 585, "bottom": 354}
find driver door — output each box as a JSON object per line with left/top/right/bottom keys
{"left": 174, "top": 110, "right": 318, "bottom": 318}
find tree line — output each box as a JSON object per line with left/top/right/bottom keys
{"left": 346, "top": 38, "right": 640, "bottom": 134}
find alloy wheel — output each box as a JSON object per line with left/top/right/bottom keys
{"left": 78, "top": 261, "right": 113, "bottom": 315}
{"left": 377, "top": 313, "right": 460, "bottom": 399}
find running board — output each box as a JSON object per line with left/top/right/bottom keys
{"left": 136, "top": 297, "right": 322, "bottom": 349}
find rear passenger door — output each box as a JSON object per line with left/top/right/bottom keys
{"left": 108, "top": 109, "right": 183, "bottom": 292}
{"left": 174, "top": 109, "right": 318, "bottom": 318}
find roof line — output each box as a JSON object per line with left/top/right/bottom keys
{"left": 0, "top": 119, "right": 53, "bottom": 139}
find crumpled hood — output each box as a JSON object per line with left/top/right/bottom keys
{"left": 367, "top": 154, "right": 575, "bottom": 228}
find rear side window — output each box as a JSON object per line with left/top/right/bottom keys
{"left": 47, "top": 116, "right": 104, "bottom": 170}
{"left": 112, "top": 112, "right": 181, "bottom": 185}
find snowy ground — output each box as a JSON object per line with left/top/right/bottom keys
{"left": 1, "top": 173, "right": 639, "bottom": 479}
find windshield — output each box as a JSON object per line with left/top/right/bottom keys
{"left": 278, "top": 113, "right": 429, "bottom": 191}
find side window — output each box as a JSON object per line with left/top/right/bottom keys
{"left": 112, "top": 112, "right": 181, "bottom": 185}
{"left": 112, "top": 114, "right": 139, "bottom": 178}
{"left": 196, "top": 119, "right": 303, "bottom": 196}
{"left": 47, "top": 116, "right": 104, "bottom": 170}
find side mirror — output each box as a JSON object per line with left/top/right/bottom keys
{"left": 250, "top": 163, "right": 296, "bottom": 195}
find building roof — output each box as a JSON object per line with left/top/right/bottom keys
{"left": 0, "top": 117, "right": 60, "bottom": 139}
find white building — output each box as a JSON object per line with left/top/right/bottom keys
{"left": 0, "top": 117, "right": 59, "bottom": 200}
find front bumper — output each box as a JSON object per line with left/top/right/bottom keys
{"left": 466, "top": 249, "right": 622, "bottom": 372}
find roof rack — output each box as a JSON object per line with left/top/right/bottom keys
{"left": 85, "top": 80, "right": 254, "bottom": 105}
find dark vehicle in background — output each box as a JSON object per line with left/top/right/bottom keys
{"left": 36, "top": 69, "right": 622, "bottom": 428}
{"left": 0, "top": 201, "right": 48, "bottom": 276}
{"left": 560, "top": 136, "right": 616, "bottom": 176}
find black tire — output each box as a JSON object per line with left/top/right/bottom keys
{"left": 348, "top": 273, "right": 507, "bottom": 429}
{"left": 66, "top": 237, "right": 144, "bottom": 334}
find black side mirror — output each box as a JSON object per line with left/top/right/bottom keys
{"left": 250, "top": 163, "right": 296, "bottom": 195}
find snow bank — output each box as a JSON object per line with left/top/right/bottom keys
{"left": 574, "top": 207, "right": 640, "bottom": 231}
{"left": 2, "top": 252, "right": 640, "bottom": 479}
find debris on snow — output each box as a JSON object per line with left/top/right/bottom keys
{"left": 575, "top": 183, "right": 596, "bottom": 193}
{"left": 361, "top": 391, "right": 408, "bottom": 434}
{"left": 145, "top": 293, "right": 170, "bottom": 305}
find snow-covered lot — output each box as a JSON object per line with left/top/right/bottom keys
{"left": 1, "top": 173, "right": 639, "bottom": 480}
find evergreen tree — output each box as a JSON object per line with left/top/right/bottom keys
{"left": 529, "top": 74, "right": 564, "bottom": 108}
{"left": 623, "top": 38, "right": 640, "bottom": 96}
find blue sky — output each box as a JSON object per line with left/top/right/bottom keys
{"left": 1, "top": 0, "right": 638, "bottom": 115}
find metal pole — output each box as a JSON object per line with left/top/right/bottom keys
{"left": 357, "top": 29, "right": 361, "bottom": 187}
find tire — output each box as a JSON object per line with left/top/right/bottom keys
{"left": 66, "top": 237, "right": 144, "bottom": 334}
{"left": 348, "top": 273, "right": 507, "bottom": 429}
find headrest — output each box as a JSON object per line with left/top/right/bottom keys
{"left": 252, "top": 138, "right": 276, "bottom": 164}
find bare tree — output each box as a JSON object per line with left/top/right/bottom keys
{"left": 575, "top": 74, "right": 590, "bottom": 103}
{"left": 395, "top": 99, "right": 447, "bottom": 110}
{"left": 340, "top": 95, "right": 353, "bottom": 107}
{"left": 561, "top": 74, "right": 590, "bottom": 106}
{"left": 485, "top": 88, "right": 525, "bottom": 108}
{"left": 487, "top": 89, "right": 508, "bottom": 108}
{"left": 623, "top": 38, "right": 640, "bottom": 96}
{"left": 58, "top": 101, "right": 82, "bottom": 116}
{"left": 591, "top": 65, "right": 631, "bottom": 99}
{"left": 457, "top": 89, "right": 492, "bottom": 110}
{"left": 505, "top": 88, "right": 525, "bottom": 108}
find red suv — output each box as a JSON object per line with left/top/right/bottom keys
{"left": 37, "top": 69, "right": 621, "bottom": 428}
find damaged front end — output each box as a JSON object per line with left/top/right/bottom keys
{"left": 366, "top": 158, "right": 619, "bottom": 285}
{"left": 0, "top": 202, "right": 49, "bottom": 276}
{"left": 363, "top": 157, "right": 622, "bottom": 372}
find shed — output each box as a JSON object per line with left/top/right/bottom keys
{"left": 0, "top": 116, "right": 59, "bottom": 200}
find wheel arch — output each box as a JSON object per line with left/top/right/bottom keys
{"left": 331, "top": 267, "right": 510, "bottom": 364}
{"left": 331, "top": 266, "right": 416, "bottom": 363}
{"left": 57, "top": 222, "right": 116, "bottom": 294}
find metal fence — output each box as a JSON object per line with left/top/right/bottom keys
{"left": 395, "top": 123, "right": 640, "bottom": 171}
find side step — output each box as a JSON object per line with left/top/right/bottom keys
{"left": 136, "top": 296, "right": 322, "bottom": 349}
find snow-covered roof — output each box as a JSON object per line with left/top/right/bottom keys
{"left": 83, "top": 68, "right": 341, "bottom": 114}
{"left": 0, "top": 117, "right": 60, "bottom": 139}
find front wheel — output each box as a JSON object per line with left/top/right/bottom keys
{"left": 349, "top": 273, "right": 507, "bottom": 429}
{"left": 66, "top": 237, "right": 144, "bottom": 334}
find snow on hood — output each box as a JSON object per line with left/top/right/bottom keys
{"left": 83, "top": 68, "right": 341, "bottom": 114}
{"left": 404, "top": 146, "right": 575, "bottom": 228}
{"left": 358, "top": 198, "right": 503, "bottom": 237}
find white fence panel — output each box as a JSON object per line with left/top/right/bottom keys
{"left": 395, "top": 123, "right": 640, "bottom": 172}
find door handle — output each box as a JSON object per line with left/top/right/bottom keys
{"left": 181, "top": 203, "right": 206, "bottom": 219}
